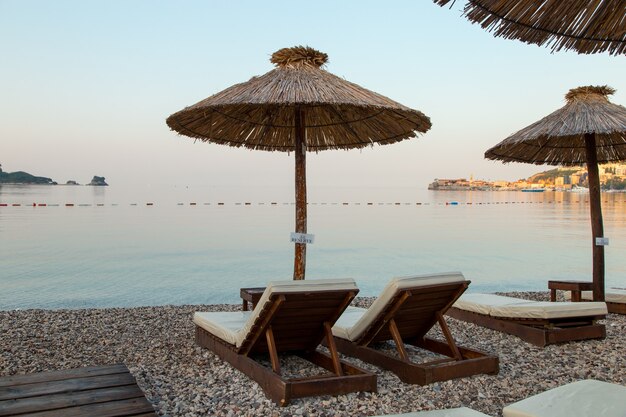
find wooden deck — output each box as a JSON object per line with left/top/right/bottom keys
{"left": 0, "top": 364, "right": 156, "bottom": 416}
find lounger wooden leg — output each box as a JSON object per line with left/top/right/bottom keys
{"left": 388, "top": 319, "right": 409, "bottom": 362}
{"left": 437, "top": 312, "right": 462, "bottom": 361}
{"left": 265, "top": 326, "right": 281, "bottom": 375}
{"left": 323, "top": 322, "right": 343, "bottom": 376}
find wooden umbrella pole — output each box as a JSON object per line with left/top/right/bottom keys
{"left": 584, "top": 133, "right": 605, "bottom": 301}
{"left": 293, "top": 107, "right": 307, "bottom": 280}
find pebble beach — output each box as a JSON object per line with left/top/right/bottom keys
{"left": 1, "top": 291, "right": 624, "bottom": 417}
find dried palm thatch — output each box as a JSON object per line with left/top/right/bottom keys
{"left": 434, "top": 0, "right": 626, "bottom": 55}
{"left": 166, "top": 46, "right": 432, "bottom": 281}
{"left": 485, "top": 86, "right": 626, "bottom": 165}
{"left": 485, "top": 86, "right": 626, "bottom": 302}
{"left": 166, "top": 46, "right": 431, "bottom": 151}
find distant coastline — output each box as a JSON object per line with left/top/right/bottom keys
{"left": 0, "top": 166, "right": 108, "bottom": 186}
{"left": 429, "top": 163, "right": 626, "bottom": 192}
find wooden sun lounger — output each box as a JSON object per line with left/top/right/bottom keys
{"left": 447, "top": 293, "right": 607, "bottom": 347}
{"left": 575, "top": 289, "right": 626, "bottom": 315}
{"left": 502, "top": 379, "right": 626, "bottom": 417}
{"left": 193, "top": 279, "right": 376, "bottom": 406}
{"left": 369, "top": 379, "right": 626, "bottom": 417}
{"left": 331, "top": 273, "right": 499, "bottom": 385}
{"left": 0, "top": 364, "right": 156, "bottom": 416}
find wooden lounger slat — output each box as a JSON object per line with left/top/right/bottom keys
{"left": 275, "top": 290, "right": 352, "bottom": 307}
{"left": 0, "top": 365, "right": 129, "bottom": 388}
{"left": 0, "top": 385, "right": 145, "bottom": 415}
{"left": 392, "top": 291, "right": 458, "bottom": 305}
{"left": 279, "top": 298, "right": 353, "bottom": 309}
{"left": 270, "top": 307, "right": 358, "bottom": 317}
{"left": 0, "top": 365, "right": 156, "bottom": 417}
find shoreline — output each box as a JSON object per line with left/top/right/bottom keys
{"left": 1, "top": 292, "right": 624, "bottom": 417}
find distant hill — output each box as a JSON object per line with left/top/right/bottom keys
{"left": 0, "top": 170, "right": 56, "bottom": 185}
{"left": 528, "top": 168, "right": 579, "bottom": 183}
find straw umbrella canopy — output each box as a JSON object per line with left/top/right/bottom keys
{"left": 166, "top": 46, "right": 431, "bottom": 280}
{"left": 434, "top": 0, "right": 626, "bottom": 56}
{"left": 485, "top": 86, "right": 626, "bottom": 301}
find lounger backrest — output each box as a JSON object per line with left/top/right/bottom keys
{"left": 353, "top": 272, "right": 468, "bottom": 344}
{"left": 237, "top": 279, "right": 359, "bottom": 354}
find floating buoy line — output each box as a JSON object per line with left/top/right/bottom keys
{"left": 1, "top": 200, "right": 620, "bottom": 208}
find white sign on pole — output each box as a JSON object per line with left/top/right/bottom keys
{"left": 595, "top": 237, "right": 609, "bottom": 246}
{"left": 290, "top": 232, "right": 315, "bottom": 244}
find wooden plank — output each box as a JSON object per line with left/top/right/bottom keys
{"left": 0, "top": 385, "right": 145, "bottom": 415}
{"left": 0, "top": 365, "right": 129, "bottom": 388}
{"left": 0, "top": 374, "right": 137, "bottom": 401}
{"left": 18, "top": 397, "right": 155, "bottom": 417}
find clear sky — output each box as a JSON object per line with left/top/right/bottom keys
{"left": 1, "top": 0, "right": 625, "bottom": 192}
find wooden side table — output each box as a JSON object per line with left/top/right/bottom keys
{"left": 239, "top": 287, "right": 265, "bottom": 311}
{"left": 548, "top": 280, "right": 594, "bottom": 302}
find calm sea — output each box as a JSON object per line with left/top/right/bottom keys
{"left": 1, "top": 184, "right": 625, "bottom": 310}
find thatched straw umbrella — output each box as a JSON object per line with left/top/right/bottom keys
{"left": 166, "top": 46, "right": 431, "bottom": 280}
{"left": 434, "top": 0, "right": 626, "bottom": 55}
{"left": 485, "top": 86, "right": 626, "bottom": 301}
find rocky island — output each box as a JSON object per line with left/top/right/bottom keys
{"left": 88, "top": 176, "right": 108, "bottom": 186}
{"left": 0, "top": 165, "right": 56, "bottom": 185}
{"left": 0, "top": 164, "right": 108, "bottom": 186}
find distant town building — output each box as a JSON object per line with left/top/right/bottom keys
{"left": 429, "top": 162, "right": 626, "bottom": 191}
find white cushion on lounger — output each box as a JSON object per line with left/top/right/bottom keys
{"left": 453, "top": 294, "right": 531, "bottom": 316}
{"left": 502, "top": 379, "right": 626, "bottom": 417}
{"left": 453, "top": 293, "right": 607, "bottom": 319}
{"left": 374, "top": 408, "right": 491, "bottom": 417}
{"left": 193, "top": 311, "right": 252, "bottom": 346}
{"left": 194, "top": 278, "right": 358, "bottom": 347}
{"left": 333, "top": 306, "right": 368, "bottom": 341}
{"left": 333, "top": 272, "right": 466, "bottom": 342}
{"left": 573, "top": 289, "right": 626, "bottom": 303}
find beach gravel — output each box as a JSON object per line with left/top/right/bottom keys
{"left": 1, "top": 292, "right": 624, "bottom": 417}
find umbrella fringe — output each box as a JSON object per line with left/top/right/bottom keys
{"left": 434, "top": 0, "right": 626, "bottom": 56}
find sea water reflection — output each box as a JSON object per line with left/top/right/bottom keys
{"left": 1, "top": 185, "right": 625, "bottom": 309}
